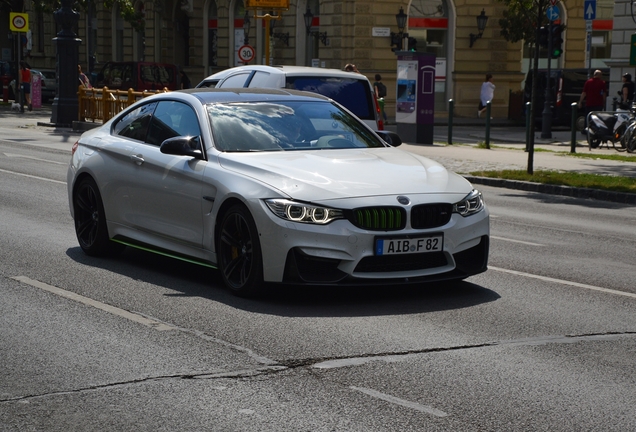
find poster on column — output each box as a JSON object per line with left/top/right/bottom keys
{"left": 31, "top": 72, "right": 42, "bottom": 108}
{"left": 396, "top": 60, "right": 417, "bottom": 124}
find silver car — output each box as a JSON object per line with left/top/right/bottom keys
{"left": 67, "top": 88, "right": 489, "bottom": 297}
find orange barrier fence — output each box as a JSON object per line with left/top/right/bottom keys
{"left": 78, "top": 86, "right": 170, "bottom": 123}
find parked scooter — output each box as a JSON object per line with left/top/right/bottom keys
{"left": 586, "top": 107, "right": 635, "bottom": 151}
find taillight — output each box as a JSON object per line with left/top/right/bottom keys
{"left": 556, "top": 78, "right": 563, "bottom": 107}
{"left": 71, "top": 140, "right": 79, "bottom": 155}
{"left": 373, "top": 94, "right": 384, "bottom": 130}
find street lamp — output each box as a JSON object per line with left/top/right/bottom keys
{"left": 243, "top": 11, "right": 251, "bottom": 45}
{"left": 303, "top": 7, "right": 328, "bottom": 46}
{"left": 270, "top": 13, "right": 289, "bottom": 46}
{"left": 469, "top": 9, "right": 488, "bottom": 48}
{"left": 390, "top": 7, "right": 408, "bottom": 51}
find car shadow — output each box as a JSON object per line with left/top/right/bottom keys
{"left": 66, "top": 246, "right": 500, "bottom": 318}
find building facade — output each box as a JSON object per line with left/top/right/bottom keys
{"left": 1, "top": 0, "right": 626, "bottom": 118}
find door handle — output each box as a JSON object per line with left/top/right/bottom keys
{"left": 131, "top": 154, "right": 144, "bottom": 165}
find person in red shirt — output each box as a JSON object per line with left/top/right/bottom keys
{"left": 578, "top": 70, "right": 607, "bottom": 133}
{"left": 19, "top": 61, "right": 32, "bottom": 111}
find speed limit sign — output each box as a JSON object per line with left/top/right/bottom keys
{"left": 238, "top": 45, "right": 255, "bottom": 63}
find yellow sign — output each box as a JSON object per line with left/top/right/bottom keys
{"left": 9, "top": 13, "right": 29, "bottom": 32}
{"left": 245, "top": 0, "right": 289, "bottom": 9}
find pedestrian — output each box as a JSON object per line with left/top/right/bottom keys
{"left": 78, "top": 64, "right": 92, "bottom": 88}
{"left": 618, "top": 72, "right": 634, "bottom": 110}
{"left": 478, "top": 73, "right": 494, "bottom": 118}
{"left": 344, "top": 63, "right": 359, "bottom": 73}
{"left": 373, "top": 74, "right": 388, "bottom": 122}
{"left": 180, "top": 70, "right": 191, "bottom": 89}
{"left": 19, "top": 61, "right": 32, "bottom": 111}
{"left": 578, "top": 69, "right": 607, "bottom": 133}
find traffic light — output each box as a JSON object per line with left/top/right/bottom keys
{"left": 538, "top": 26, "right": 549, "bottom": 48}
{"left": 551, "top": 24, "right": 564, "bottom": 58}
{"left": 407, "top": 37, "right": 417, "bottom": 52}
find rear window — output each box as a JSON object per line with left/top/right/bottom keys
{"left": 285, "top": 77, "right": 374, "bottom": 120}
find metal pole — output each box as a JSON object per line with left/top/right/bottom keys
{"left": 447, "top": 99, "right": 454, "bottom": 145}
{"left": 541, "top": 21, "right": 553, "bottom": 139}
{"left": 570, "top": 102, "right": 577, "bottom": 153}
{"left": 485, "top": 101, "right": 491, "bottom": 149}
{"left": 525, "top": 101, "right": 532, "bottom": 152}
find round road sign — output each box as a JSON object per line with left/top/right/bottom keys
{"left": 238, "top": 45, "right": 255, "bottom": 63}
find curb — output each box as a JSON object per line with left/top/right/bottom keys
{"left": 464, "top": 176, "right": 636, "bottom": 205}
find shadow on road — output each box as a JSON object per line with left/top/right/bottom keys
{"left": 66, "top": 245, "right": 500, "bottom": 318}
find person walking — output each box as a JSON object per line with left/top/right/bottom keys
{"left": 618, "top": 72, "right": 634, "bottom": 109}
{"left": 19, "top": 61, "right": 32, "bottom": 111}
{"left": 180, "top": 70, "right": 191, "bottom": 89}
{"left": 78, "top": 64, "right": 92, "bottom": 89}
{"left": 478, "top": 73, "right": 495, "bottom": 118}
{"left": 373, "top": 74, "right": 388, "bottom": 123}
{"left": 578, "top": 69, "right": 607, "bottom": 133}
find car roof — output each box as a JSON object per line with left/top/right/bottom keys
{"left": 178, "top": 87, "right": 332, "bottom": 104}
{"left": 202, "top": 65, "right": 369, "bottom": 82}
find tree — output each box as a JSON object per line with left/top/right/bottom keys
{"left": 31, "top": 0, "right": 145, "bottom": 32}
{"left": 497, "top": 0, "right": 554, "bottom": 174}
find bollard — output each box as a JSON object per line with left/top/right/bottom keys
{"left": 525, "top": 101, "right": 532, "bottom": 152}
{"left": 448, "top": 99, "right": 454, "bottom": 145}
{"left": 485, "top": 100, "right": 491, "bottom": 149}
{"left": 570, "top": 102, "right": 577, "bottom": 153}
{"left": 612, "top": 97, "right": 618, "bottom": 111}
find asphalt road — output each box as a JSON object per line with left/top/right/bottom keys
{"left": 1, "top": 115, "right": 636, "bottom": 431}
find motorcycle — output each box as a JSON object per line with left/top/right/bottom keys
{"left": 585, "top": 107, "right": 635, "bottom": 151}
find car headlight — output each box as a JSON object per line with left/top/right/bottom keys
{"left": 453, "top": 190, "right": 484, "bottom": 217}
{"left": 265, "top": 199, "right": 344, "bottom": 224}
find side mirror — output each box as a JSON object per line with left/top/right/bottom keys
{"left": 160, "top": 136, "right": 203, "bottom": 159}
{"left": 376, "top": 130, "right": 402, "bottom": 147}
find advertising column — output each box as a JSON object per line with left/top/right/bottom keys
{"left": 396, "top": 52, "right": 436, "bottom": 144}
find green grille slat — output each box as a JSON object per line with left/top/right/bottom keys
{"left": 351, "top": 207, "right": 405, "bottom": 231}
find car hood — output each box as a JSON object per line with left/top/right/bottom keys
{"left": 218, "top": 148, "right": 473, "bottom": 201}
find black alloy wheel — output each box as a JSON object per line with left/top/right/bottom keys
{"left": 218, "top": 204, "right": 264, "bottom": 297}
{"left": 73, "top": 177, "right": 124, "bottom": 256}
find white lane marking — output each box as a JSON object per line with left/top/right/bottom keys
{"left": 0, "top": 167, "right": 66, "bottom": 185}
{"left": 491, "top": 236, "right": 544, "bottom": 246}
{"left": 11, "top": 276, "right": 174, "bottom": 331}
{"left": 350, "top": 386, "right": 448, "bottom": 417}
{"left": 11, "top": 276, "right": 281, "bottom": 366}
{"left": 490, "top": 266, "right": 636, "bottom": 299}
{"left": 3, "top": 153, "right": 67, "bottom": 165}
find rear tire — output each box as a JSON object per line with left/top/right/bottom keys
{"left": 217, "top": 204, "right": 264, "bottom": 297}
{"left": 73, "top": 177, "right": 125, "bottom": 257}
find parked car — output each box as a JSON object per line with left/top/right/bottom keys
{"left": 523, "top": 68, "right": 610, "bottom": 127}
{"left": 95, "top": 61, "right": 179, "bottom": 91}
{"left": 31, "top": 69, "right": 56, "bottom": 101}
{"left": 37, "top": 69, "right": 57, "bottom": 101}
{"left": 197, "top": 65, "right": 384, "bottom": 130}
{"left": 67, "top": 88, "right": 489, "bottom": 297}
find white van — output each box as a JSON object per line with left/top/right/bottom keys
{"left": 196, "top": 65, "right": 383, "bottom": 130}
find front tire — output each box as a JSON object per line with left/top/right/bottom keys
{"left": 217, "top": 204, "right": 264, "bottom": 297}
{"left": 73, "top": 177, "right": 124, "bottom": 257}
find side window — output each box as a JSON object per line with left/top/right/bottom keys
{"left": 113, "top": 102, "right": 157, "bottom": 141}
{"left": 146, "top": 101, "right": 201, "bottom": 146}
{"left": 247, "top": 71, "right": 271, "bottom": 87}
{"left": 218, "top": 72, "right": 250, "bottom": 88}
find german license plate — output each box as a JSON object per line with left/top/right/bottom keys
{"left": 375, "top": 234, "right": 443, "bottom": 256}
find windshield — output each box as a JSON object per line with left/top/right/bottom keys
{"left": 207, "top": 100, "right": 385, "bottom": 152}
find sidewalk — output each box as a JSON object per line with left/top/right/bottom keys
{"left": 1, "top": 104, "right": 634, "bottom": 203}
